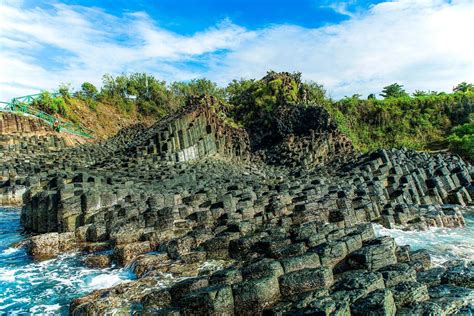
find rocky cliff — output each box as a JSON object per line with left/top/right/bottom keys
{"left": 0, "top": 112, "right": 87, "bottom": 205}
{"left": 1, "top": 97, "right": 473, "bottom": 315}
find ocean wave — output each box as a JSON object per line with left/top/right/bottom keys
{"left": 85, "top": 273, "right": 128, "bottom": 290}
{"left": 1, "top": 247, "right": 20, "bottom": 256}
{"left": 374, "top": 218, "right": 474, "bottom": 265}
{"left": 0, "top": 207, "right": 133, "bottom": 314}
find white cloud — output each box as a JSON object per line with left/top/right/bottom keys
{"left": 321, "top": 0, "right": 358, "bottom": 17}
{"left": 0, "top": 0, "right": 473, "bottom": 101}
{"left": 0, "top": 2, "right": 250, "bottom": 100}
{"left": 207, "top": 0, "right": 474, "bottom": 98}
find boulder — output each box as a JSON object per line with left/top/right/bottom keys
{"left": 232, "top": 276, "right": 281, "bottom": 314}
{"left": 84, "top": 254, "right": 112, "bottom": 268}
{"left": 132, "top": 253, "right": 170, "bottom": 278}
{"left": 170, "top": 277, "right": 209, "bottom": 304}
{"left": 396, "top": 301, "right": 445, "bottom": 316}
{"left": 26, "top": 232, "right": 59, "bottom": 260}
{"left": 278, "top": 268, "right": 333, "bottom": 297}
{"left": 409, "top": 249, "right": 431, "bottom": 272}
{"left": 181, "top": 285, "right": 234, "bottom": 315}
{"left": 114, "top": 241, "right": 152, "bottom": 266}
{"left": 348, "top": 237, "right": 397, "bottom": 271}
{"left": 441, "top": 260, "right": 474, "bottom": 288}
{"left": 280, "top": 252, "right": 321, "bottom": 273}
{"left": 241, "top": 258, "right": 284, "bottom": 280}
{"left": 209, "top": 268, "right": 243, "bottom": 286}
{"left": 334, "top": 271, "right": 385, "bottom": 294}
{"left": 391, "top": 281, "right": 429, "bottom": 307}
{"left": 351, "top": 289, "right": 396, "bottom": 316}
{"left": 428, "top": 284, "right": 474, "bottom": 314}
{"left": 379, "top": 263, "right": 416, "bottom": 287}
{"left": 417, "top": 267, "right": 446, "bottom": 287}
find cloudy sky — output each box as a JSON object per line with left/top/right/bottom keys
{"left": 1, "top": 0, "right": 473, "bottom": 100}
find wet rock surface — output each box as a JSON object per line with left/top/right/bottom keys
{"left": 1, "top": 98, "right": 473, "bottom": 314}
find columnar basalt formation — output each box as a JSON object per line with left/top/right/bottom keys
{"left": 1, "top": 97, "right": 473, "bottom": 314}
{"left": 0, "top": 112, "right": 82, "bottom": 205}
{"left": 127, "top": 97, "right": 251, "bottom": 163}
{"left": 250, "top": 104, "right": 353, "bottom": 167}
{"left": 0, "top": 112, "right": 56, "bottom": 135}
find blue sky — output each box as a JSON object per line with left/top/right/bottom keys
{"left": 24, "top": 0, "right": 378, "bottom": 32}
{"left": 1, "top": 0, "right": 473, "bottom": 100}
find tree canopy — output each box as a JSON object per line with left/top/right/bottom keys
{"left": 453, "top": 82, "right": 474, "bottom": 93}
{"left": 380, "top": 83, "right": 408, "bottom": 98}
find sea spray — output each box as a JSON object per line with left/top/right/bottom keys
{"left": 0, "top": 207, "right": 231, "bottom": 314}
{"left": 0, "top": 207, "right": 133, "bottom": 314}
{"left": 374, "top": 214, "right": 474, "bottom": 265}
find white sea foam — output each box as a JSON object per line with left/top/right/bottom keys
{"left": 30, "top": 303, "right": 62, "bottom": 314}
{"left": 86, "top": 273, "right": 125, "bottom": 289}
{"left": 1, "top": 247, "right": 20, "bottom": 255}
{"left": 0, "top": 248, "right": 132, "bottom": 313}
{"left": 0, "top": 268, "right": 17, "bottom": 282}
{"left": 374, "top": 218, "right": 474, "bottom": 265}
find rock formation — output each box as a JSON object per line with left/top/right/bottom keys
{"left": 1, "top": 97, "right": 473, "bottom": 314}
{"left": 0, "top": 112, "right": 86, "bottom": 205}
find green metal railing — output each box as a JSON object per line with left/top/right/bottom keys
{"left": 0, "top": 93, "right": 94, "bottom": 139}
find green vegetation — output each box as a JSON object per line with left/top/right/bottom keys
{"left": 379, "top": 83, "right": 408, "bottom": 98}
{"left": 40, "top": 71, "right": 473, "bottom": 160}
{"left": 31, "top": 91, "right": 69, "bottom": 116}
{"left": 324, "top": 92, "right": 474, "bottom": 155}
{"left": 98, "top": 74, "right": 226, "bottom": 117}
{"left": 448, "top": 122, "right": 474, "bottom": 159}
{"left": 225, "top": 71, "right": 326, "bottom": 129}
{"left": 453, "top": 82, "right": 474, "bottom": 93}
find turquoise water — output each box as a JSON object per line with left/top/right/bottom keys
{"left": 0, "top": 207, "right": 133, "bottom": 314}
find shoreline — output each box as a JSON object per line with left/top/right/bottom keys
{"left": 1, "top": 206, "right": 473, "bottom": 314}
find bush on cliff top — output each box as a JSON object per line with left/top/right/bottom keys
{"left": 31, "top": 91, "right": 69, "bottom": 117}
{"left": 323, "top": 92, "right": 474, "bottom": 152}
{"left": 448, "top": 122, "right": 474, "bottom": 160}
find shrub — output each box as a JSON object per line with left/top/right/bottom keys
{"left": 448, "top": 123, "right": 474, "bottom": 160}
{"left": 58, "top": 83, "right": 72, "bottom": 99}
{"left": 81, "top": 82, "right": 98, "bottom": 99}
{"left": 32, "top": 91, "right": 68, "bottom": 116}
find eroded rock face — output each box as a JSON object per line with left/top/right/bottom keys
{"left": 1, "top": 97, "right": 473, "bottom": 314}
{"left": 26, "top": 232, "right": 59, "bottom": 260}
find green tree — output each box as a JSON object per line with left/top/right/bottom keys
{"left": 58, "top": 83, "right": 71, "bottom": 99}
{"left": 413, "top": 90, "right": 428, "bottom": 97}
{"left": 81, "top": 82, "right": 98, "bottom": 99}
{"left": 380, "top": 83, "right": 408, "bottom": 99}
{"left": 171, "top": 79, "right": 224, "bottom": 99}
{"left": 169, "top": 79, "right": 225, "bottom": 109}
{"left": 413, "top": 90, "right": 440, "bottom": 97}
{"left": 225, "top": 78, "right": 256, "bottom": 106}
{"left": 453, "top": 82, "right": 474, "bottom": 93}
{"left": 302, "top": 81, "right": 327, "bottom": 105}
{"left": 448, "top": 122, "right": 474, "bottom": 160}
{"left": 367, "top": 93, "right": 376, "bottom": 100}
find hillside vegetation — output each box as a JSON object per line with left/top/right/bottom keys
{"left": 31, "top": 72, "right": 473, "bottom": 159}
{"left": 326, "top": 92, "right": 474, "bottom": 151}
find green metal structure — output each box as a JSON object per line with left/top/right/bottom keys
{"left": 0, "top": 93, "right": 94, "bottom": 139}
